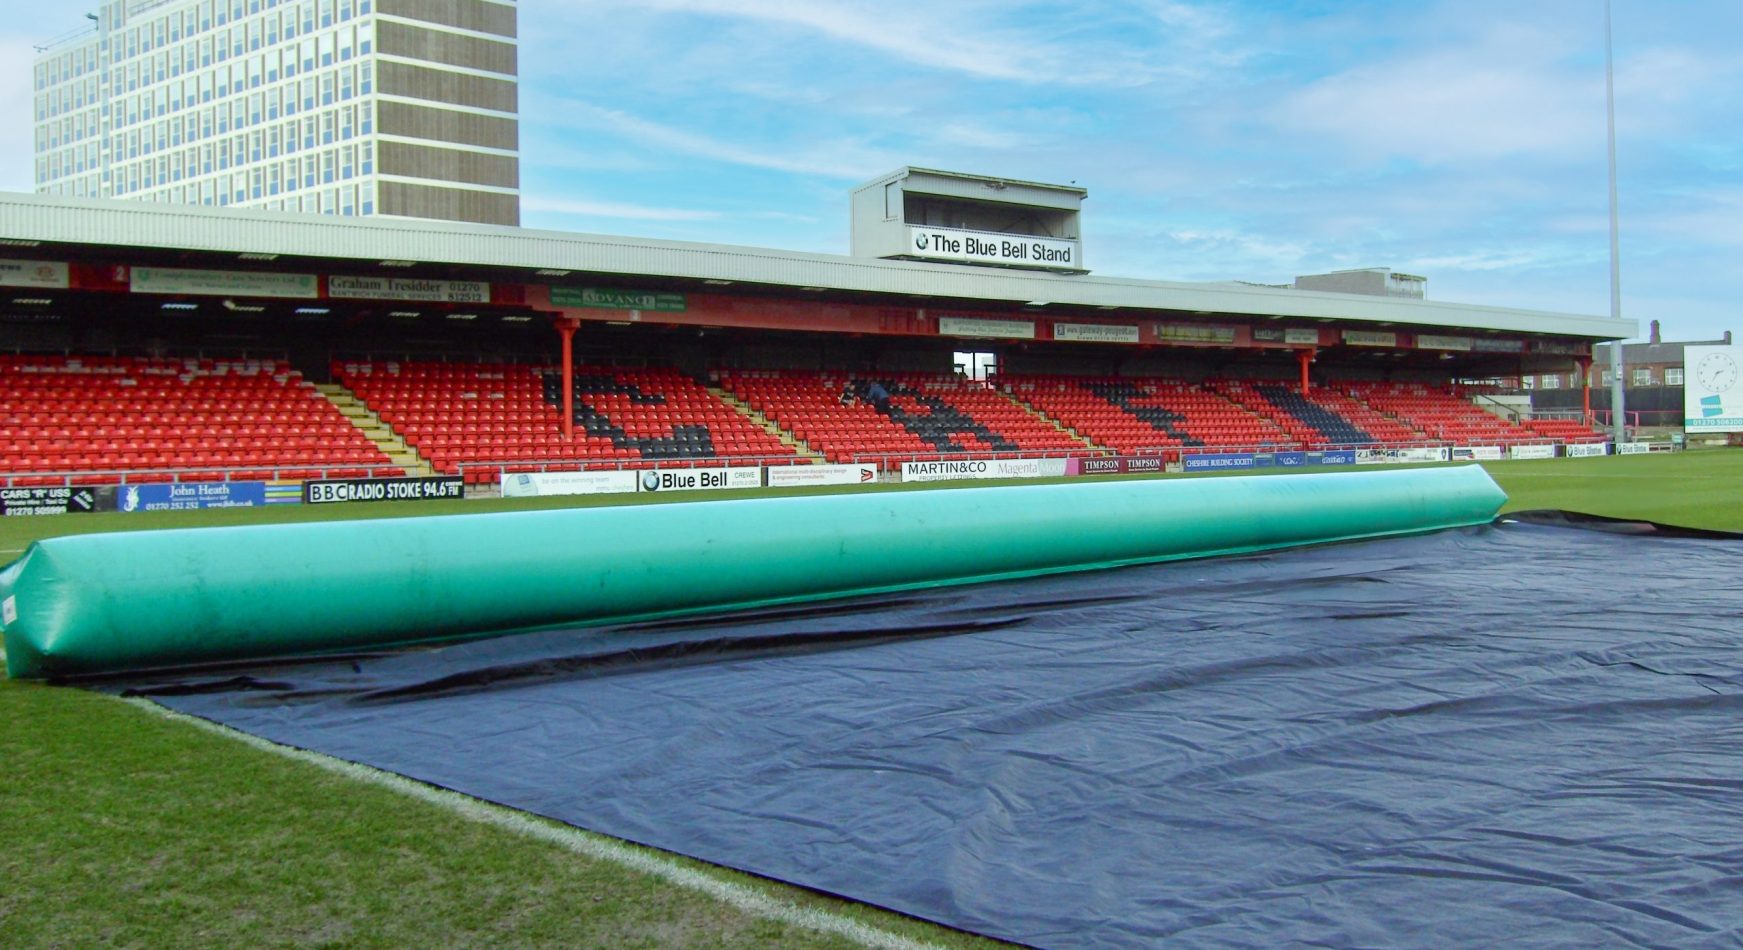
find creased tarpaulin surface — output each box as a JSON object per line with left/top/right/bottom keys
{"left": 113, "top": 516, "right": 1743, "bottom": 948}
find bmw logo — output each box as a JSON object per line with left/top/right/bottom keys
{"left": 641, "top": 470, "right": 661, "bottom": 492}
{"left": 915, "top": 234, "right": 929, "bottom": 250}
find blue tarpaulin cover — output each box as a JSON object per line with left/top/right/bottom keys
{"left": 110, "top": 515, "right": 1743, "bottom": 947}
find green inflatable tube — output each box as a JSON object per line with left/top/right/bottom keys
{"left": 0, "top": 466, "right": 1506, "bottom": 679}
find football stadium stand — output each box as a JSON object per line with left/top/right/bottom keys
{"left": 0, "top": 355, "right": 394, "bottom": 485}
{"left": 1521, "top": 417, "right": 1609, "bottom": 443}
{"left": 337, "top": 361, "right": 794, "bottom": 482}
{"left": 1340, "top": 381, "right": 1547, "bottom": 445}
{"left": 1001, "top": 375, "right": 1299, "bottom": 456}
{"left": 0, "top": 191, "right": 1636, "bottom": 492}
{"left": 718, "top": 370, "right": 1089, "bottom": 468}
{"left": 546, "top": 365, "right": 794, "bottom": 464}
{"left": 720, "top": 371, "right": 932, "bottom": 465}
{"left": 1, "top": 356, "right": 1612, "bottom": 488}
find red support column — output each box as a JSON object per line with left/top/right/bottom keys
{"left": 556, "top": 317, "right": 579, "bottom": 442}
{"left": 1298, "top": 348, "right": 1315, "bottom": 395}
{"left": 1578, "top": 356, "right": 1593, "bottom": 425}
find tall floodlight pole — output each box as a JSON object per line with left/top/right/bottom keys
{"left": 1605, "top": 0, "right": 1627, "bottom": 441}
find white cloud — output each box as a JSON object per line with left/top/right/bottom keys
{"left": 1275, "top": 52, "right": 1602, "bottom": 165}
{"left": 519, "top": 196, "right": 723, "bottom": 222}
{"left": 1629, "top": 188, "right": 1743, "bottom": 248}
{"left": 630, "top": 0, "right": 1049, "bottom": 82}
{"left": 0, "top": 36, "right": 44, "bottom": 191}
{"left": 540, "top": 98, "right": 901, "bottom": 179}
{"left": 1617, "top": 46, "right": 1735, "bottom": 109}
{"left": 930, "top": 121, "right": 1037, "bottom": 152}
{"left": 1144, "top": 227, "right": 1316, "bottom": 277}
{"left": 1270, "top": 15, "right": 1739, "bottom": 168}
{"left": 1401, "top": 249, "right": 1586, "bottom": 273}
{"left": 547, "top": 0, "right": 1245, "bottom": 89}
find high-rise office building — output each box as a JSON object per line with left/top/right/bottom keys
{"left": 32, "top": 0, "right": 519, "bottom": 225}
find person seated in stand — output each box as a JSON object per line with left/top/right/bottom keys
{"left": 864, "top": 381, "right": 891, "bottom": 413}
{"left": 839, "top": 381, "right": 857, "bottom": 406}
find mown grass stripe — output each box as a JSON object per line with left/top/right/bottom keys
{"left": 123, "top": 697, "right": 947, "bottom": 950}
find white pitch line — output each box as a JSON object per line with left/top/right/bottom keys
{"left": 123, "top": 698, "right": 947, "bottom": 950}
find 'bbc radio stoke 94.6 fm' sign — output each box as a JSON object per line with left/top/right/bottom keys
{"left": 1684, "top": 345, "right": 1743, "bottom": 433}
{"left": 303, "top": 476, "right": 464, "bottom": 504}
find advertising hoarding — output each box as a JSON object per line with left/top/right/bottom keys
{"left": 0, "top": 259, "right": 68, "bottom": 288}
{"left": 131, "top": 267, "right": 318, "bottom": 298}
{"left": 1683, "top": 345, "right": 1743, "bottom": 433}
{"left": 328, "top": 277, "right": 489, "bottom": 303}
{"left": 500, "top": 470, "right": 640, "bottom": 497}
{"left": 766, "top": 464, "right": 878, "bottom": 487}
{"left": 638, "top": 467, "right": 764, "bottom": 493}
{"left": 906, "top": 228, "right": 1079, "bottom": 270}
{"left": 304, "top": 476, "right": 464, "bottom": 504}
{"left": 112, "top": 482, "right": 269, "bottom": 511}
{"left": 901, "top": 458, "right": 1071, "bottom": 483}
{"left": 0, "top": 486, "right": 94, "bottom": 516}
{"left": 1053, "top": 323, "right": 1140, "bottom": 344}
{"left": 938, "top": 316, "right": 1036, "bottom": 340}
{"left": 1508, "top": 444, "right": 1557, "bottom": 460}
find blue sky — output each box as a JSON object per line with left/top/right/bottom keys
{"left": 3, "top": 1, "right": 1737, "bottom": 342}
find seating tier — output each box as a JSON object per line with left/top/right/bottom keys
{"left": 999, "top": 375, "right": 1299, "bottom": 455}
{"left": 0, "top": 355, "right": 394, "bottom": 483}
{"left": 1339, "top": 382, "right": 1541, "bottom": 445}
{"left": 338, "top": 361, "right": 793, "bottom": 482}
{"left": 721, "top": 370, "right": 1087, "bottom": 468}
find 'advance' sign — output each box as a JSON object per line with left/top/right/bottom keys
{"left": 906, "top": 228, "right": 1079, "bottom": 270}
{"left": 552, "top": 287, "right": 687, "bottom": 312}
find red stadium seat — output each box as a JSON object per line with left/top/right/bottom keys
{"left": 0, "top": 355, "right": 390, "bottom": 482}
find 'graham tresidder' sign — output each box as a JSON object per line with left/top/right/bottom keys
{"left": 906, "top": 228, "right": 1079, "bottom": 270}
{"left": 328, "top": 276, "right": 489, "bottom": 303}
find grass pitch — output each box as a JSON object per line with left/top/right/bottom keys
{"left": 2, "top": 449, "right": 1739, "bottom": 947}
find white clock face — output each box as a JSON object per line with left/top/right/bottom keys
{"left": 1696, "top": 352, "right": 1739, "bottom": 393}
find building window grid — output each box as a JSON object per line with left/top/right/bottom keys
{"left": 35, "top": 0, "right": 505, "bottom": 215}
